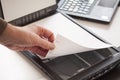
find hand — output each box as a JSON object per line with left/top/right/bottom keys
{"left": 0, "top": 24, "right": 55, "bottom": 57}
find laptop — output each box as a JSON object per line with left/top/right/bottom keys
{"left": 57, "top": 0, "right": 120, "bottom": 22}
{"left": 0, "top": 0, "right": 120, "bottom": 80}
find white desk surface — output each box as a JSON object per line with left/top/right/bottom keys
{"left": 0, "top": 6, "right": 120, "bottom": 80}
{"left": 0, "top": 45, "right": 50, "bottom": 80}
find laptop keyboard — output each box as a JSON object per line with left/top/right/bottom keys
{"left": 59, "top": 0, "right": 96, "bottom": 15}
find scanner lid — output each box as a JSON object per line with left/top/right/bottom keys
{"left": 0, "top": 0, "right": 56, "bottom": 22}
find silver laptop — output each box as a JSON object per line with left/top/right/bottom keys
{"left": 57, "top": 0, "right": 120, "bottom": 22}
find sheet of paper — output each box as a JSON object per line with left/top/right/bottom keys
{"left": 45, "top": 34, "right": 111, "bottom": 58}
{"left": 27, "top": 13, "right": 112, "bottom": 59}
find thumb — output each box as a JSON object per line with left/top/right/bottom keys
{"left": 34, "top": 36, "right": 55, "bottom": 50}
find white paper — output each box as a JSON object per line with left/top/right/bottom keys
{"left": 45, "top": 33, "right": 111, "bottom": 58}
{"left": 27, "top": 13, "right": 112, "bottom": 59}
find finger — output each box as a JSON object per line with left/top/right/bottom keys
{"left": 7, "top": 45, "right": 48, "bottom": 57}
{"left": 38, "top": 27, "right": 55, "bottom": 42}
{"left": 29, "top": 47, "right": 48, "bottom": 57}
{"left": 5, "top": 45, "right": 31, "bottom": 51}
{"left": 37, "top": 37, "right": 55, "bottom": 50}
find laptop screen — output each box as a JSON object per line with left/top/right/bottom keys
{"left": 1, "top": 0, "right": 56, "bottom": 22}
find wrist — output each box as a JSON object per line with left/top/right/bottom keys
{"left": 0, "top": 23, "right": 20, "bottom": 45}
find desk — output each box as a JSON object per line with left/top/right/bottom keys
{"left": 0, "top": 45, "right": 50, "bottom": 80}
